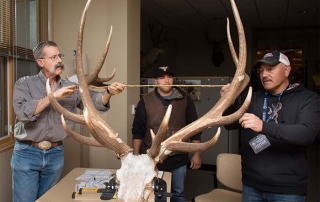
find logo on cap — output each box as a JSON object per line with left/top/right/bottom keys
{"left": 264, "top": 53, "right": 273, "bottom": 58}
{"left": 159, "top": 66, "right": 169, "bottom": 71}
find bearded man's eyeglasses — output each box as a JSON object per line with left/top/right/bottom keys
{"left": 40, "top": 54, "right": 65, "bottom": 61}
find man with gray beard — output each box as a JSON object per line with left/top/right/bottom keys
{"left": 11, "top": 41, "right": 126, "bottom": 202}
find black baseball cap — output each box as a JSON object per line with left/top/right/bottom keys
{"left": 253, "top": 51, "right": 290, "bottom": 69}
{"left": 154, "top": 66, "right": 175, "bottom": 78}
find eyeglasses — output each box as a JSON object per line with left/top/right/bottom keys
{"left": 40, "top": 54, "right": 65, "bottom": 61}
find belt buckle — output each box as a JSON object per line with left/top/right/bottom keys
{"left": 38, "top": 141, "right": 51, "bottom": 150}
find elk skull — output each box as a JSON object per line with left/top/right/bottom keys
{"left": 46, "top": 0, "right": 252, "bottom": 201}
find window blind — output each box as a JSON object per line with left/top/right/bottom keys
{"left": 0, "top": 0, "right": 48, "bottom": 61}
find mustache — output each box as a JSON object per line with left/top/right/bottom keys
{"left": 55, "top": 62, "right": 65, "bottom": 70}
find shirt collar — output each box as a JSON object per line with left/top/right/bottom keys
{"left": 38, "top": 71, "right": 62, "bottom": 87}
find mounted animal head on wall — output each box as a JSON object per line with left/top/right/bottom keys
{"left": 204, "top": 29, "right": 228, "bottom": 67}
{"left": 46, "top": 0, "right": 252, "bottom": 201}
{"left": 140, "top": 20, "right": 172, "bottom": 76}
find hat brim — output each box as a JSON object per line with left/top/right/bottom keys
{"left": 154, "top": 72, "right": 174, "bottom": 78}
{"left": 252, "top": 58, "right": 280, "bottom": 69}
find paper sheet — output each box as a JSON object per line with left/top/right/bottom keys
{"left": 75, "top": 169, "right": 114, "bottom": 192}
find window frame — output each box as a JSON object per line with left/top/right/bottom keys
{"left": 0, "top": 57, "right": 15, "bottom": 152}
{"left": 0, "top": 0, "right": 48, "bottom": 153}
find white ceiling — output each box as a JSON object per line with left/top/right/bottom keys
{"left": 141, "top": 0, "right": 319, "bottom": 49}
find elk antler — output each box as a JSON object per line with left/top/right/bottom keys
{"left": 151, "top": 0, "right": 252, "bottom": 163}
{"left": 73, "top": 0, "right": 132, "bottom": 157}
{"left": 46, "top": 0, "right": 132, "bottom": 156}
{"left": 149, "top": 20, "right": 172, "bottom": 46}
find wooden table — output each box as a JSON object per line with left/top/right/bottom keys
{"left": 36, "top": 167, "right": 171, "bottom": 202}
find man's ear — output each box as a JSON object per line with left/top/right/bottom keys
{"left": 36, "top": 59, "right": 44, "bottom": 68}
{"left": 285, "top": 65, "right": 291, "bottom": 77}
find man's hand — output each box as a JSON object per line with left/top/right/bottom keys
{"left": 190, "top": 152, "right": 201, "bottom": 170}
{"left": 35, "top": 85, "right": 77, "bottom": 115}
{"left": 107, "top": 82, "right": 127, "bottom": 95}
{"left": 239, "top": 113, "right": 263, "bottom": 133}
{"left": 53, "top": 85, "right": 77, "bottom": 98}
{"left": 102, "top": 82, "right": 127, "bottom": 105}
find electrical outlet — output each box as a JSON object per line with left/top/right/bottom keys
{"left": 132, "top": 105, "right": 137, "bottom": 115}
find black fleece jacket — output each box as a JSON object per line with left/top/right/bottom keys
{"left": 225, "top": 84, "right": 320, "bottom": 195}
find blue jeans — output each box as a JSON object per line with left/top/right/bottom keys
{"left": 170, "top": 165, "right": 187, "bottom": 202}
{"left": 242, "top": 184, "right": 306, "bottom": 202}
{"left": 11, "top": 141, "right": 64, "bottom": 202}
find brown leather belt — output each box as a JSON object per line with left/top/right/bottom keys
{"left": 17, "top": 140, "right": 62, "bottom": 150}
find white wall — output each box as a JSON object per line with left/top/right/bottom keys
{"left": 52, "top": 0, "right": 140, "bottom": 172}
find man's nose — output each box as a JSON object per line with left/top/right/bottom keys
{"left": 260, "top": 69, "right": 268, "bottom": 77}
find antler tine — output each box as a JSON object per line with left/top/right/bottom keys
{"left": 227, "top": 18, "right": 238, "bottom": 65}
{"left": 148, "top": 105, "right": 172, "bottom": 158}
{"left": 85, "top": 27, "right": 114, "bottom": 85}
{"left": 204, "top": 29, "right": 213, "bottom": 45}
{"left": 155, "top": 0, "right": 252, "bottom": 162}
{"left": 149, "top": 21, "right": 158, "bottom": 45}
{"left": 88, "top": 68, "right": 116, "bottom": 87}
{"left": 165, "top": 128, "right": 221, "bottom": 154}
{"left": 231, "top": 0, "right": 246, "bottom": 70}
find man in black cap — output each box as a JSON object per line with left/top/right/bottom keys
{"left": 220, "top": 51, "right": 320, "bottom": 201}
{"left": 132, "top": 66, "right": 202, "bottom": 202}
